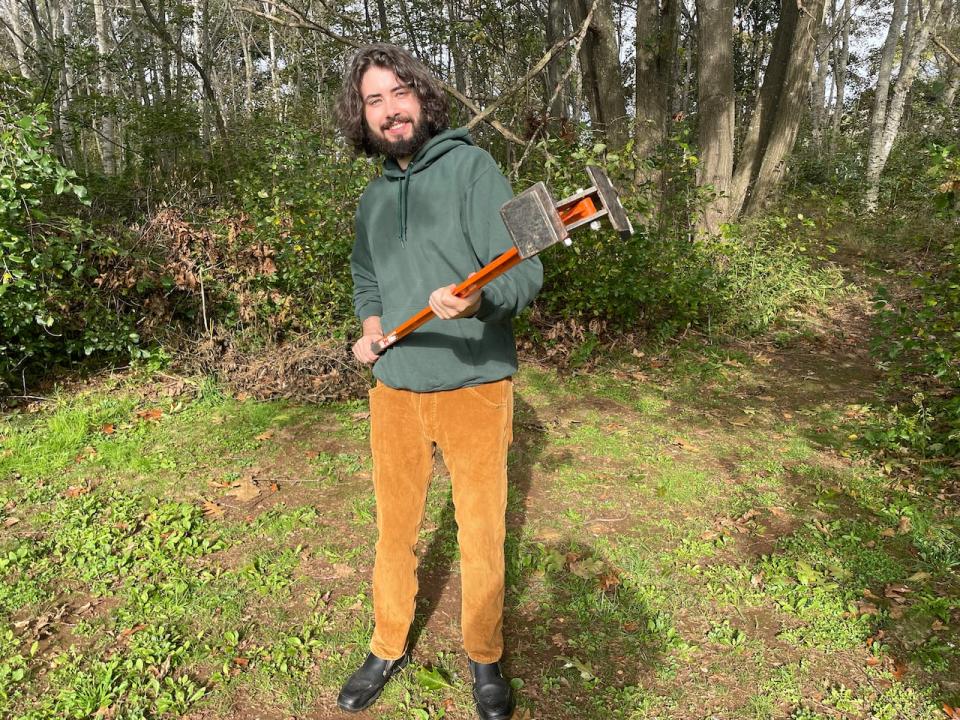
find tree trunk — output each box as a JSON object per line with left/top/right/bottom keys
{"left": 3, "top": 0, "right": 32, "bottom": 78}
{"left": 545, "top": 0, "right": 568, "bottom": 119}
{"left": 263, "top": 1, "right": 280, "bottom": 111}
{"left": 727, "top": 0, "right": 825, "bottom": 216}
{"left": 829, "top": 0, "right": 851, "bottom": 149}
{"left": 193, "top": 0, "right": 209, "bottom": 140}
{"left": 938, "top": 0, "right": 958, "bottom": 106}
{"left": 811, "top": 1, "right": 832, "bottom": 152}
{"left": 695, "top": 0, "right": 735, "bottom": 233}
{"left": 570, "top": 0, "right": 630, "bottom": 151}
{"left": 865, "top": 0, "right": 907, "bottom": 192}
{"left": 375, "top": 0, "right": 389, "bottom": 39}
{"left": 239, "top": 13, "right": 254, "bottom": 116}
{"left": 865, "top": 0, "right": 947, "bottom": 210}
{"left": 59, "top": 0, "right": 75, "bottom": 164}
{"left": 635, "top": 0, "right": 678, "bottom": 175}
{"left": 93, "top": 0, "right": 117, "bottom": 174}
{"left": 745, "top": 0, "right": 825, "bottom": 213}
{"left": 446, "top": 0, "right": 466, "bottom": 95}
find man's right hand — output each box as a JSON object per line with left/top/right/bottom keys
{"left": 352, "top": 333, "right": 384, "bottom": 365}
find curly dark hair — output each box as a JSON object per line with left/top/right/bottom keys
{"left": 335, "top": 44, "right": 449, "bottom": 156}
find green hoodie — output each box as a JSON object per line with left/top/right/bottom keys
{"left": 351, "top": 128, "right": 543, "bottom": 392}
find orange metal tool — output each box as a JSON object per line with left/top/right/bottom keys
{"left": 371, "top": 165, "right": 632, "bottom": 355}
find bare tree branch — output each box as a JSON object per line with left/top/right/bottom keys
{"left": 932, "top": 34, "right": 960, "bottom": 66}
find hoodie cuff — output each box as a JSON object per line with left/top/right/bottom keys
{"left": 356, "top": 302, "right": 383, "bottom": 321}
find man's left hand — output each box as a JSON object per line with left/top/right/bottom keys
{"left": 428, "top": 283, "right": 481, "bottom": 319}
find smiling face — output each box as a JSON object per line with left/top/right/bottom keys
{"left": 360, "top": 65, "right": 429, "bottom": 168}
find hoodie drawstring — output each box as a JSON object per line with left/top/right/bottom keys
{"left": 397, "top": 169, "right": 410, "bottom": 247}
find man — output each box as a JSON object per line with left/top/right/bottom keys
{"left": 334, "top": 44, "right": 542, "bottom": 720}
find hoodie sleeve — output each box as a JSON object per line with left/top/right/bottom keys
{"left": 461, "top": 161, "right": 543, "bottom": 323}
{"left": 351, "top": 210, "right": 383, "bottom": 321}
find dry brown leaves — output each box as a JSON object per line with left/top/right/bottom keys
{"left": 190, "top": 335, "right": 369, "bottom": 404}
{"left": 135, "top": 407, "right": 163, "bottom": 422}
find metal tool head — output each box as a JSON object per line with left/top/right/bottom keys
{"left": 585, "top": 165, "right": 634, "bottom": 239}
{"left": 499, "top": 182, "right": 569, "bottom": 259}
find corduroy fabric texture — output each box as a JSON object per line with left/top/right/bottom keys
{"left": 367, "top": 378, "right": 513, "bottom": 664}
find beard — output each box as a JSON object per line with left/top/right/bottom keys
{"left": 366, "top": 114, "right": 432, "bottom": 160}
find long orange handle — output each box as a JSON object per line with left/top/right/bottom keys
{"left": 370, "top": 195, "right": 598, "bottom": 355}
{"left": 371, "top": 246, "right": 522, "bottom": 354}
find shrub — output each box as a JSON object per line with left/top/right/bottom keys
{"left": 0, "top": 103, "right": 147, "bottom": 390}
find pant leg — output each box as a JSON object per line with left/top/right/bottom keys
{"left": 368, "top": 383, "right": 435, "bottom": 661}
{"left": 435, "top": 378, "right": 513, "bottom": 664}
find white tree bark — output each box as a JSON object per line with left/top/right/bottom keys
{"left": 59, "top": 0, "right": 75, "bottom": 162}
{"left": 3, "top": 0, "right": 32, "bottom": 78}
{"left": 93, "top": 0, "right": 117, "bottom": 174}
{"left": 865, "top": 0, "right": 947, "bottom": 210}
{"left": 868, "top": 0, "right": 907, "bottom": 148}
{"left": 830, "top": 0, "right": 851, "bottom": 146}
{"left": 811, "top": 2, "right": 832, "bottom": 151}
{"left": 263, "top": 0, "right": 281, "bottom": 110}
{"left": 193, "top": 0, "right": 207, "bottom": 138}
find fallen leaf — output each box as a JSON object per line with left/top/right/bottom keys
{"left": 944, "top": 704, "right": 960, "bottom": 719}
{"left": 235, "top": 392, "right": 250, "bottom": 401}
{"left": 598, "top": 570, "right": 621, "bottom": 592}
{"left": 884, "top": 583, "right": 912, "bottom": 602}
{"left": 233, "top": 657, "right": 249, "bottom": 667}
{"left": 332, "top": 563, "right": 355, "bottom": 578}
{"left": 866, "top": 656, "right": 881, "bottom": 666}
{"left": 270, "top": 482, "right": 279, "bottom": 493}
{"left": 880, "top": 527, "right": 896, "bottom": 538}
{"left": 671, "top": 437, "right": 700, "bottom": 452}
{"left": 907, "top": 571, "right": 931, "bottom": 582}
{"left": 3, "top": 517, "right": 20, "bottom": 528}
{"left": 101, "top": 423, "right": 115, "bottom": 434}
{"left": 892, "top": 661, "right": 906, "bottom": 680}
{"left": 535, "top": 528, "right": 563, "bottom": 542}
{"left": 135, "top": 408, "right": 163, "bottom": 422}
{"left": 201, "top": 500, "right": 224, "bottom": 518}
{"left": 254, "top": 430, "right": 274, "bottom": 441}
{"left": 65, "top": 485, "right": 90, "bottom": 498}
{"left": 119, "top": 623, "right": 147, "bottom": 639}
{"left": 897, "top": 516, "right": 913, "bottom": 534}
{"left": 225, "top": 479, "right": 262, "bottom": 504}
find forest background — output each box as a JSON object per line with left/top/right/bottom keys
{"left": 1, "top": 0, "right": 960, "bottom": 717}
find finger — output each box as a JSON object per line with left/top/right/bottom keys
{"left": 430, "top": 291, "right": 453, "bottom": 319}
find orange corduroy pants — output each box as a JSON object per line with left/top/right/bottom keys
{"left": 367, "top": 378, "right": 513, "bottom": 664}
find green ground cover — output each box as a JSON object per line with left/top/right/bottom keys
{"left": 1, "top": 243, "right": 958, "bottom": 719}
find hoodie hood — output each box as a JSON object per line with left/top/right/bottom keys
{"left": 382, "top": 127, "right": 474, "bottom": 245}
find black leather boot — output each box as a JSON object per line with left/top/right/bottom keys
{"left": 337, "top": 651, "right": 409, "bottom": 713}
{"left": 469, "top": 659, "right": 516, "bottom": 720}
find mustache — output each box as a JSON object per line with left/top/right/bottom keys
{"left": 381, "top": 114, "right": 413, "bottom": 130}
